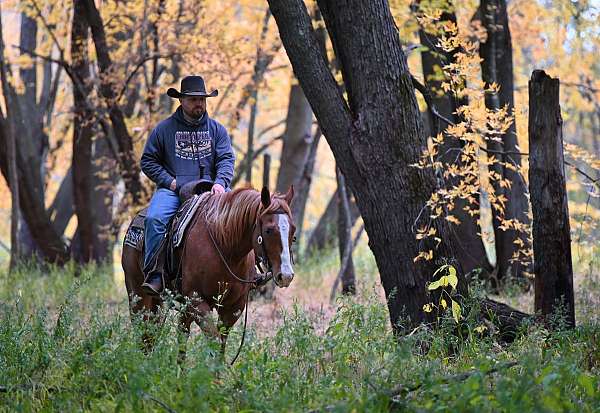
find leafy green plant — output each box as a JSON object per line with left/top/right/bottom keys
{"left": 423, "top": 264, "right": 461, "bottom": 323}
{"left": 1, "top": 258, "right": 599, "bottom": 412}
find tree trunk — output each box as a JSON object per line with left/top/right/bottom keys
{"left": 18, "top": 12, "right": 40, "bottom": 127}
{"left": 245, "top": 89, "right": 258, "bottom": 183}
{"left": 592, "top": 112, "right": 600, "bottom": 157}
{"left": 478, "top": 0, "right": 530, "bottom": 282}
{"left": 305, "top": 189, "right": 338, "bottom": 253}
{"left": 15, "top": 11, "right": 50, "bottom": 260}
{"left": 0, "top": 9, "right": 68, "bottom": 264}
{"left": 268, "top": 0, "right": 461, "bottom": 330}
{"left": 8, "top": 115, "right": 20, "bottom": 270}
{"left": 82, "top": 0, "right": 146, "bottom": 206}
{"left": 336, "top": 167, "right": 355, "bottom": 295}
{"left": 528, "top": 70, "right": 575, "bottom": 328}
{"left": 1, "top": 12, "right": 21, "bottom": 267}
{"left": 275, "top": 83, "right": 314, "bottom": 193}
{"left": 292, "top": 127, "right": 321, "bottom": 244}
{"left": 262, "top": 153, "right": 271, "bottom": 189}
{"left": 48, "top": 169, "right": 75, "bottom": 236}
{"left": 417, "top": 1, "right": 492, "bottom": 276}
{"left": 72, "top": 0, "right": 96, "bottom": 263}
{"left": 305, "top": 187, "right": 360, "bottom": 254}
{"left": 90, "top": 132, "right": 118, "bottom": 264}
{"left": 290, "top": 6, "right": 327, "bottom": 245}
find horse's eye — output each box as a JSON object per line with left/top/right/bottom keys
{"left": 292, "top": 236, "right": 297, "bottom": 243}
{"left": 265, "top": 228, "right": 273, "bottom": 235}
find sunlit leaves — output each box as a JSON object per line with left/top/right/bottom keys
{"left": 451, "top": 299, "right": 461, "bottom": 323}
{"left": 473, "top": 324, "right": 487, "bottom": 334}
{"left": 423, "top": 264, "right": 462, "bottom": 324}
{"left": 414, "top": 249, "right": 434, "bottom": 263}
{"left": 410, "top": 8, "right": 535, "bottom": 269}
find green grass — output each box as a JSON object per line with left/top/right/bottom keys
{"left": 1, "top": 254, "right": 600, "bottom": 412}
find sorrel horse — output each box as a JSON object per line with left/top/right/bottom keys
{"left": 121, "top": 186, "right": 296, "bottom": 357}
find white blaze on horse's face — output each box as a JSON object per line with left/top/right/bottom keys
{"left": 277, "top": 214, "right": 294, "bottom": 287}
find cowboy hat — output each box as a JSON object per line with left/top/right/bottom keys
{"left": 167, "top": 75, "right": 218, "bottom": 98}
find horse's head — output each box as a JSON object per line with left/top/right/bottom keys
{"left": 253, "top": 186, "right": 296, "bottom": 287}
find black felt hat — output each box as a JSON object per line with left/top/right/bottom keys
{"left": 167, "top": 75, "right": 218, "bottom": 98}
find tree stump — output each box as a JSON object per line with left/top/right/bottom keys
{"left": 528, "top": 70, "right": 575, "bottom": 328}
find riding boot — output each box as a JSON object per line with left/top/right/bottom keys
{"left": 142, "top": 272, "right": 163, "bottom": 296}
{"left": 142, "top": 235, "right": 168, "bottom": 296}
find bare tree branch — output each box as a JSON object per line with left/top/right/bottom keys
{"left": 116, "top": 53, "right": 177, "bottom": 102}
{"left": 30, "top": 0, "right": 66, "bottom": 60}
{"left": 330, "top": 169, "right": 355, "bottom": 302}
{"left": 564, "top": 160, "right": 599, "bottom": 183}
{"left": 231, "top": 135, "right": 282, "bottom": 187}
{"left": 412, "top": 75, "right": 455, "bottom": 129}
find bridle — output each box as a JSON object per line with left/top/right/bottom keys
{"left": 253, "top": 208, "right": 295, "bottom": 288}
{"left": 203, "top": 208, "right": 294, "bottom": 288}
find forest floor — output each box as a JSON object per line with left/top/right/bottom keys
{"left": 1, "top": 242, "right": 599, "bottom": 412}
{"left": 247, "top": 241, "right": 600, "bottom": 339}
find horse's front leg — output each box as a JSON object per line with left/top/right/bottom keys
{"left": 217, "top": 303, "right": 245, "bottom": 361}
{"left": 177, "top": 311, "right": 192, "bottom": 365}
{"left": 192, "top": 299, "right": 220, "bottom": 338}
{"left": 218, "top": 324, "right": 231, "bottom": 361}
{"left": 140, "top": 295, "right": 163, "bottom": 354}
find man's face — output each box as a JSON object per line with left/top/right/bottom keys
{"left": 180, "top": 96, "right": 207, "bottom": 118}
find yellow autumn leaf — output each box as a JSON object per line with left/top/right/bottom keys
{"left": 427, "top": 279, "right": 441, "bottom": 290}
{"left": 447, "top": 266, "right": 458, "bottom": 289}
{"left": 474, "top": 325, "right": 487, "bottom": 334}
{"left": 451, "top": 300, "right": 461, "bottom": 323}
{"left": 446, "top": 215, "right": 461, "bottom": 225}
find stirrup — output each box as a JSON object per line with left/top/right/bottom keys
{"left": 142, "top": 273, "right": 163, "bottom": 296}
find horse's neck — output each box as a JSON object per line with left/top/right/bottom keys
{"left": 226, "top": 231, "right": 254, "bottom": 263}
{"left": 219, "top": 203, "right": 258, "bottom": 262}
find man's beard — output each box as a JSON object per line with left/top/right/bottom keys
{"left": 185, "top": 108, "right": 204, "bottom": 119}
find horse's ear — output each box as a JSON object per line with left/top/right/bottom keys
{"left": 284, "top": 185, "right": 294, "bottom": 205}
{"left": 261, "top": 187, "right": 271, "bottom": 208}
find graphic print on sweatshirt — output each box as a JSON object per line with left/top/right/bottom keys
{"left": 175, "top": 131, "right": 212, "bottom": 160}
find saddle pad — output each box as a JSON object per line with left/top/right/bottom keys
{"left": 123, "top": 207, "right": 148, "bottom": 251}
{"left": 122, "top": 196, "right": 203, "bottom": 252}
{"left": 131, "top": 207, "right": 148, "bottom": 229}
{"left": 172, "top": 194, "right": 203, "bottom": 248}
{"left": 124, "top": 226, "right": 144, "bottom": 251}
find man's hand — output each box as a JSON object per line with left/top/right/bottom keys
{"left": 211, "top": 183, "right": 225, "bottom": 194}
{"left": 170, "top": 179, "right": 176, "bottom": 191}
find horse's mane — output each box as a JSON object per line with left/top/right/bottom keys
{"left": 198, "top": 187, "right": 292, "bottom": 252}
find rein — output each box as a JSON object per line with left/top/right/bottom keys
{"left": 202, "top": 212, "right": 265, "bottom": 366}
{"left": 228, "top": 289, "right": 249, "bottom": 366}
{"left": 201, "top": 207, "right": 291, "bottom": 365}
{"left": 203, "top": 214, "right": 273, "bottom": 286}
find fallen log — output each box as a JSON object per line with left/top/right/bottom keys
{"left": 480, "top": 298, "right": 533, "bottom": 342}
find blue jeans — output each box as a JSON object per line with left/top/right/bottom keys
{"left": 144, "top": 188, "right": 180, "bottom": 271}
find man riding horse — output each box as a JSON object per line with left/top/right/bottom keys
{"left": 140, "top": 75, "right": 235, "bottom": 295}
